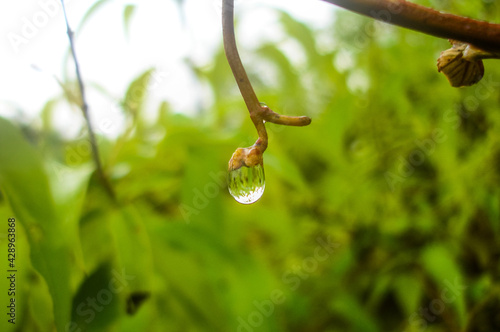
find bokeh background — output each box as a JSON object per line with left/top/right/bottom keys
{"left": 1, "top": 0, "right": 500, "bottom": 331}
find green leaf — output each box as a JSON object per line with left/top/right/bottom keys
{"left": 70, "top": 262, "right": 121, "bottom": 332}
{"left": 77, "top": 0, "right": 113, "bottom": 33}
{"left": 278, "top": 11, "right": 318, "bottom": 63}
{"left": 123, "top": 68, "right": 155, "bottom": 121}
{"left": 393, "top": 273, "right": 422, "bottom": 317}
{"left": 47, "top": 161, "right": 93, "bottom": 228}
{"left": 420, "top": 244, "right": 467, "bottom": 328}
{"left": 40, "top": 99, "right": 58, "bottom": 133}
{"left": 0, "top": 117, "right": 76, "bottom": 332}
{"left": 123, "top": 5, "right": 136, "bottom": 39}
{"left": 109, "top": 205, "right": 155, "bottom": 293}
{"left": 330, "top": 292, "right": 379, "bottom": 332}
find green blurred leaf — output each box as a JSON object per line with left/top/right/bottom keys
{"left": 123, "top": 68, "right": 154, "bottom": 121}
{"left": 393, "top": 273, "right": 422, "bottom": 317}
{"left": 421, "top": 244, "right": 467, "bottom": 328}
{"left": 278, "top": 11, "right": 318, "bottom": 62}
{"left": 77, "top": 0, "right": 113, "bottom": 32}
{"left": 330, "top": 292, "right": 379, "bottom": 332}
{"left": 0, "top": 117, "right": 77, "bottom": 332}
{"left": 70, "top": 262, "right": 121, "bottom": 332}
{"left": 123, "top": 4, "right": 136, "bottom": 38}
{"left": 110, "top": 205, "right": 155, "bottom": 293}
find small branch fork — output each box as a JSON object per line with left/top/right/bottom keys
{"left": 222, "top": 0, "right": 500, "bottom": 169}
{"left": 60, "top": 0, "right": 116, "bottom": 201}
{"left": 222, "top": 0, "right": 311, "bottom": 169}
{"left": 321, "top": 0, "right": 500, "bottom": 52}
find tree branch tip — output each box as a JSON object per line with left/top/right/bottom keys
{"left": 260, "top": 105, "right": 311, "bottom": 127}
{"left": 60, "top": 0, "right": 116, "bottom": 202}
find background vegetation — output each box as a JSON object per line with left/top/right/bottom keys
{"left": 1, "top": 1, "right": 500, "bottom": 331}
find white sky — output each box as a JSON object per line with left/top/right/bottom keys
{"left": 1, "top": 0, "right": 335, "bottom": 137}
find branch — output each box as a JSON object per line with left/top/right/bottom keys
{"left": 60, "top": 0, "right": 116, "bottom": 201}
{"left": 222, "top": 0, "right": 311, "bottom": 169}
{"left": 321, "top": 0, "right": 500, "bottom": 52}
{"left": 222, "top": 0, "right": 268, "bottom": 155}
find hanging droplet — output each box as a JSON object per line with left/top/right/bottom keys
{"left": 228, "top": 164, "right": 265, "bottom": 204}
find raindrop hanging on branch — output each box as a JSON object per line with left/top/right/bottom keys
{"left": 227, "top": 145, "right": 265, "bottom": 204}
{"left": 222, "top": 0, "right": 311, "bottom": 204}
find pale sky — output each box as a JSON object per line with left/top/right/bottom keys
{"left": 1, "top": 0, "right": 335, "bottom": 138}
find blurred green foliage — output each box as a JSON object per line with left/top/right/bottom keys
{"left": 1, "top": 1, "right": 500, "bottom": 331}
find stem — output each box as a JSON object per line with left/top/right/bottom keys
{"left": 222, "top": 0, "right": 311, "bottom": 154}
{"left": 222, "top": 0, "right": 267, "bottom": 150}
{"left": 262, "top": 106, "right": 311, "bottom": 126}
{"left": 321, "top": 0, "right": 500, "bottom": 52}
{"left": 60, "top": 0, "right": 116, "bottom": 202}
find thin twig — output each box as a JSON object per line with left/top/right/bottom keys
{"left": 222, "top": 0, "right": 311, "bottom": 156}
{"left": 60, "top": 0, "right": 116, "bottom": 201}
{"left": 321, "top": 0, "right": 500, "bottom": 52}
{"left": 222, "top": 0, "right": 268, "bottom": 150}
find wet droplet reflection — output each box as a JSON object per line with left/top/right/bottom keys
{"left": 228, "top": 164, "right": 265, "bottom": 204}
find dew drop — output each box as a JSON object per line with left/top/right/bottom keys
{"left": 228, "top": 164, "right": 265, "bottom": 204}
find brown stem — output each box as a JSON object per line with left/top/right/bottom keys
{"left": 262, "top": 105, "right": 312, "bottom": 126}
{"left": 222, "top": 0, "right": 267, "bottom": 151}
{"left": 321, "top": 0, "right": 500, "bottom": 52}
{"left": 60, "top": 0, "right": 116, "bottom": 202}
{"left": 222, "top": 0, "right": 311, "bottom": 155}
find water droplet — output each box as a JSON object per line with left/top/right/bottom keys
{"left": 228, "top": 164, "right": 265, "bottom": 204}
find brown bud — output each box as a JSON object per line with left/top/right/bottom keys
{"left": 437, "top": 40, "right": 484, "bottom": 87}
{"left": 228, "top": 145, "right": 263, "bottom": 171}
